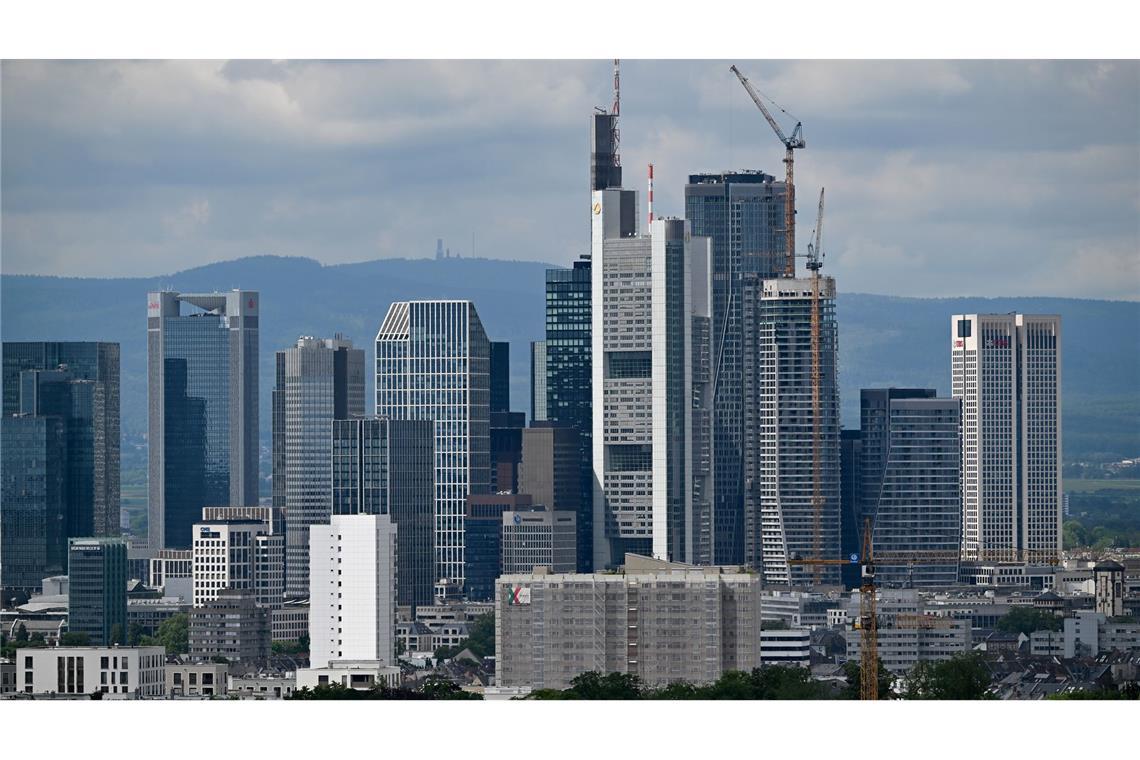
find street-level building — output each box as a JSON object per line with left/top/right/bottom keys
{"left": 166, "top": 661, "right": 228, "bottom": 698}
{"left": 14, "top": 646, "right": 165, "bottom": 697}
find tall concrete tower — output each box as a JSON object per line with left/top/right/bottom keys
{"left": 952, "top": 313, "right": 1062, "bottom": 563}
{"left": 147, "top": 291, "right": 258, "bottom": 551}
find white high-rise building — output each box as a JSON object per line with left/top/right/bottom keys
{"left": 591, "top": 188, "right": 714, "bottom": 568}
{"left": 191, "top": 507, "right": 284, "bottom": 609}
{"left": 376, "top": 300, "right": 490, "bottom": 591}
{"left": 951, "top": 313, "right": 1062, "bottom": 563}
{"left": 308, "top": 514, "right": 397, "bottom": 669}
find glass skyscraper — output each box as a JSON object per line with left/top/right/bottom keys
{"left": 375, "top": 300, "right": 490, "bottom": 591}
{"left": 68, "top": 537, "right": 128, "bottom": 646}
{"left": 544, "top": 257, "right": 593, "bottom": 570}
{"left": 147, "top": 291, "right": 258, "bottom": 551}
{"left": 2, "top": 341, "right": 120, "bottom": 538}
{"left": 331, "top": 417, "right": 435, "bottom": 608}
{"left": 860, "top": 390, "right": 961, "bottom": 587}
{"left": 685, "top": 172, "right": 787, "bottom": 565}
{"left": 1, "top": 415, "right": 66, "bottom": 590}
{"left": 273, "top": 335, "right": 364, "bottom": 598}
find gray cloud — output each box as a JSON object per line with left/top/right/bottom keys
{"left": 2, "top": 59, "right": 1137, "bottom": 299}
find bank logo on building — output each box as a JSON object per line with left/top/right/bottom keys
{"left": 508, "top": 586, "right": 531, "bottom": 605}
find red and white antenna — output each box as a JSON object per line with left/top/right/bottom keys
{"left": 647, "top": 163, "right": 655, "bottom": 226}
{"left": 611, "top": 58, "right": 621, "bottom": 167}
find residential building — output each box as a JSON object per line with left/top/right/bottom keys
{"left": 501, "top": 507, "right": 577, "bottom": 575}
{"left": 166, "top": 661, "right": 228, "bottom": 698}
{"left": 376, "top": 300, "right": 491, "bottom": 589}
{"left": 860, "top": 390, "right": 961, "bottom": 587}
{"left": 147, "top": 291, "right": 259, "bottom": 551}
{"left": 2, "top": 341, "right": 120, "bottom": 538}
{"left": 15, "top": 646, "right": 165, "bottom": 697}
{"left": 741, "top": 275, "right": 841, "bottom": 585}
{"left": 188, "top": 588, "right": 270, "bottom": 663}
{"left": 684, "top": 171, "right": 788, "bottom": 565}
{"left": 544, "top": 257, "right": 594, "bottom": 570}
{"left": 952, "top": 313, "right": 1062, "bottom": 562}
{"left": 191, "top": 512, "right": 284, "bottom": 609}
{"left": 296, "top": 661, "right": 401, "bottom": 691}
{"left": 67, "top": 537, "right": 127, "bottom": 646}
{"left": 530, "top": 341, "right": 547, "bottom": 422}
{"left": 844, "top": 590, "right": 971, "bottom": 673}
{"left": 331, "top": 417, "right": 434, "bottom": 608}
{"left": 592, "top": 197, "right": 714, "bottom": 568}
{"left": 308, "top": 514, "right": 398, "bottom": 669}
{"left": 464, "top": 493, "right": 534, "bottom": 602}
{"left": 274, "top": 335, "right": 365, "bottom": 598}
{"left": 496, "top": 554, "right": 761, "bottom": 690}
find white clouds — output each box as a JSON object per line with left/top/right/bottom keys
{"left": 1, "top": 59, "right": 1137, "bottom": 300}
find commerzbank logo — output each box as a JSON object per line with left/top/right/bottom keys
{"left": 592, "top": 202, "right": 601, "bottom": 215}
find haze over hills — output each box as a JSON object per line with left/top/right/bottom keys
{"left": 2, "top": 255, "right": 1137, "bottom": 463}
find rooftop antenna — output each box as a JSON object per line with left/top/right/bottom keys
{"left": 611, "top": 59, "right": 621, "bottom": 168}
{"left": 647, "top": 163, "right": 654, "bottom": 226}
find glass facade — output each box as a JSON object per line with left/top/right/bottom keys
{"left": 1, "top": 416, "right": 66, "bottom": 589}
{"left": 544, "top": 258, "right": 593, "bottom": 571}
{"left": 685, "top": 172, "right": 786, "bottom": 565}
{"left": 332, "top": 417, "right": 435, "bottom": 608}
{"left": 375, "top": 300, "right": 490, "bottom": 590}
{"left": 489, "top": 341, "right": 510, "bottom": 413}
{"left": 68, "top": 538, "right": 128, "bottom": 646}
{"left": 148, "top": 292, "right": 258, "bottom": 551}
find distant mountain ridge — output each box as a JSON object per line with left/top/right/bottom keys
{"left": 3, "top": 255, "right": 1137, "bottom": 461}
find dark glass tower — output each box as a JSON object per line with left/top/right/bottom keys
{"left": 68, "top": 537, "right": 128, "bottom": 645}
{"left": 332, "top": 417, "right": 435, "bottom": 608}
{"left": 544, "top": 258, "right": 593, "bottom": 571}
{"left": 685, "top": 172, "right": 787, "bottom": 565}
{"left": 1, "top": 416, "right": 66, "bottom": 591}
{"left": 147, "top": 291, "right": 258, "bottom": 551}
{"left": 2, "top": 341, "right": 120, "bottom": 538}
{"left": 489, "top": 341, "right": 511, "bottom": 414}
{"left": 839, "top": 429, "right": 863, "bottom": 589}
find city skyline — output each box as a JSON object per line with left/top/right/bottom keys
{"left": 2, "top": 60, "right": 1137, "bottom": 301}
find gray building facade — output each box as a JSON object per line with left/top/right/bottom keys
{"left": 189, "top": 588, "right": 270, "bottom": 663}
{"left": 147, "top": 291, "right": 259, "bottom": 551}
{"left": 273, "top": 335, "right": 365, "bottom": 598}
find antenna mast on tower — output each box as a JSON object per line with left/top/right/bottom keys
{"left": 611, "top": 59, "right": 621, "bottom": 168}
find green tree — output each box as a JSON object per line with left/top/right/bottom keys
{"left": 995, "top": 607, "right": 1061, "bottom": 636}
{"left": 127, "top": 622, "right": 143, "bottom": 646}
{"left": 60, "top": 631, "right": 91, "bottom": 646}
{"left": 465, "top": 613, "right": 494, "bottom": 658}
{"left": 155, "top": 613, "right": 189, "bottom": 655}
{"left": 109, "top": 623, "right": 124, "bottom": 645}
{"left": 29, "top": 632, "right": 46, "bottom": 645}
{"left": 15, "top": 623, "right": 29, "bottom": 643}
{"left": 842, "top": 658, "right": 893, "bottom": 700}
{"left": 900, "top": 653, "right": 993, "bottom": 700}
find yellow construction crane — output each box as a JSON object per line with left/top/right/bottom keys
{"left": 806, "top": 189, "right": 825, "bottom": 582}
{"left": 730, "top": 64, "right": 805, "bottom": 279}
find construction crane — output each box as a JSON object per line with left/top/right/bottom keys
{"left": 807, "top": 189, "right": 825, "bottom": 583}
{"left": 730, "top": 64, "right": 805, "bottom": 278}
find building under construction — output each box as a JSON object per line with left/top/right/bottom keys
{"left": 740, "top": 275, "right": 841, "bottom": 586}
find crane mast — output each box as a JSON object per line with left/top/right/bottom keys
{"left": 808, "top": 189, "right": 825, "bottom": 582}
{"left": 730, "top": 65, "right": 805, "bottom": 278}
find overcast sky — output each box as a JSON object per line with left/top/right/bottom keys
{"left": 2, "top": 59, "right": 1137, "bottom": 299}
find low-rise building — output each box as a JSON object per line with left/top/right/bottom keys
{"left": 189, "top": 589, "right": 270, "bottom": 663}
{"left": 13, "top": 646, "right": 165, "bottom": 698}
{"left": 296, "top": 661, "right": 401, "bottom": 691}
{"left": 128, "top": 597, "right": 189, "bottom": 638}
{"left": 759, "top": 628, "right": 811, "bottom": 667}
{"left": 166, "top": 660, "right": 228, "bottom": 698}
{"left": 271, "top": 600, "right": 309, "bottom": 643}
{"left": 496, "top": 554, "right": 761, "bottom": 690}
{"left": 845, "top": 590, "right": 971, "bottom": 673}
{"left": 228, "top": 671, "right": 296, "bottom": 699}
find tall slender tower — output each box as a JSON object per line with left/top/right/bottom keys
{"left": 685, "top": 171, "right": 788, "bottom": 565}
{"left": 741, "top": 276, "right": 840, "bottom": 585}
{"left": 274, "top": 335, "right": 364, "bottom": 598}
{"left": 147, "top": 291, "right": 258, "bottom": 551}
{"left": 375, "top": 300, "right": 491, "bottom": 591}
{"left": 952, "top": 314, "right": 1062, "bottom": 563}
{"left": 591, "top": 196, "right": 714, "bottom": 568}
